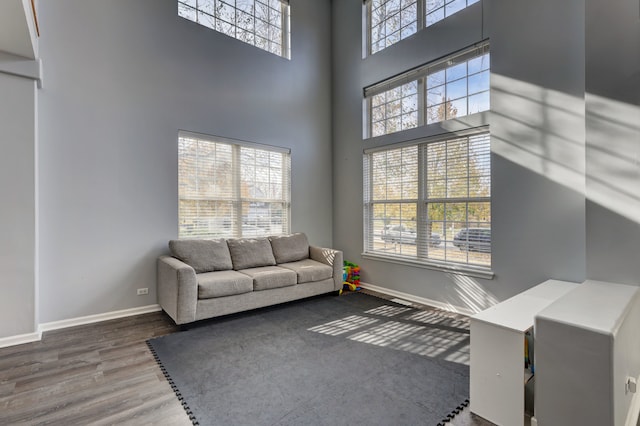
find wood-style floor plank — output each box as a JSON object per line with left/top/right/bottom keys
{"left": 0, "top": 292, "right": 491, "bottom": 425}
{"left": 0, "top": 311, "right": 191, "bottom": 426}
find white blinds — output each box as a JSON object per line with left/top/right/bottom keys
{"left": 363, "top": 132, "right": 491, "bottom": 268}
{"left": 178, "top": 132, "right": 291, "bottom": 239}
{"left": 364, "top": 42, "right": 490, "bottom": 98}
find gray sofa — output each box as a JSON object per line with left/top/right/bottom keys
{"left": 157, "top": 233, "right": 343, "bottom": 326}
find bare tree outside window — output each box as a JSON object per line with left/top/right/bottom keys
{"left": 178, "top": 0, "right": 290, "bottom": 59}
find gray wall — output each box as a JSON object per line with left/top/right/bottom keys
{"left": 332, "top": 0, "right": 587, "bottom": 311}
{"left": 37, "top": 0, "right": 333, "bottom": 323}
{"left": 0, "top": 71, "right": 37, "bottom": 337}
{"left": 585, "top": 0, "right": 640, "bottom": 285}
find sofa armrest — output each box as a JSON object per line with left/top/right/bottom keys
{"left": 157, "top": 255, "right": 198, "bottom": 325}
{"left": 309, "top": 246, "right": 344, "bottom": 291}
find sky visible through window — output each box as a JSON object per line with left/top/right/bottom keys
{"left": 368, "top": 0, "right": 480, "bottom": 55}
{"left": 369, "top": 49, "right": 490, "bottom": 137}
{"left": 178, "top": 0, "right": 290, "bottom": 59}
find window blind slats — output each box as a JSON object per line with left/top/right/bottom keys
{"left": 178, "top": 132, "right": 290, "bottom": 239}
{"left": 364, "top": 42, "right": 489, "bottom": 98}
{"left": 364, "top": 132, "right": 491, "bottom": 268}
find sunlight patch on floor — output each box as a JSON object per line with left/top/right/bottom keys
{"left": 306, "top": 315, "right": 379, "bottom": 336}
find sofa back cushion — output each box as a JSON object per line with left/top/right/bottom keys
{"left": 169, "top": 239, "right": 233, "bottom": 273}
{"left": 269, "top": 233, "right": 310, "bottom": 264}
{"left": 227, "top": 237, "right": 276, "bottom": 270}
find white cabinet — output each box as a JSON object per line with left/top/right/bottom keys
{"left": 470, "top": 279, "right": 579, "bottom": 426}
{"left": 534, "top": 281, "right": 640, "bottom": 426}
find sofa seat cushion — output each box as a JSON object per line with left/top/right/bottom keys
{"left": 227, "top": 238, "right": 277, "bottom": 270}
{"left": 280, "top": 259, "right": 333, "bottom": 284}
{"left": 169, "top": 239, "right": 233, "bottom": 273}
{"left": 197, "top": 270, "right": 254, "bottom": 299}
{"left": 269, "top": 233, "right": 310, "bottom": 264}
{"left": 240, "top": 266, "right": 297, "bottom": 291}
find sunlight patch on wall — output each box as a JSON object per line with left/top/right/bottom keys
{"left": 447, "top": 273, "right": 499, "bottom": 314}
{"left": 491, "top": 73, "right": 586, "bottom": 194}
{"left": 586, "top": 93, "right": 640, "bottom": 224}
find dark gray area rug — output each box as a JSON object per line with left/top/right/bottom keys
{"left": 148, "top": 293, "right": 470, "bottom": 426}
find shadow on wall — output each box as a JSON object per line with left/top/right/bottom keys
{"left": 445, "top": 273, "right": 499, "bottom": 314}
{"left": 586, "top": 93, "right": 640, "bottom": 224}
{"left": 489, "top": 73, "right": 640, "bottom": 224}
{"left": 489, "top": 73, "right": 586, "bottom": 194}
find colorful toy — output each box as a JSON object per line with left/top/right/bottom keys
{"left": 342, "top": 261, "right": 361, "bottom": 292}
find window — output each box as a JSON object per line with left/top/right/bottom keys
{"left": 178, "top": 131, "right": 291, "bottom": 239}
{"left": 178, "top": 0, "right": 291, "bottom": 59}
{"left": 426, "top": 0, "right": 479, "bottom": 27}
{"left": 365, "top": 0, "right": 479, "bottom": 55}
{"left": 363, "top": 132, "right": 490, "bottom": 269}
{"left": 366, "top": 42, "right": 489, "bottom": 137}
{"left": 367, "top": 0, "right": 419, "bottom": 55}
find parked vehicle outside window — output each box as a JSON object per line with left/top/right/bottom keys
{"left": 381, "top": 225, "right": 442, "bottom": 247}
{"left": 453, "top": 228, "right": 491, "bottom": 252}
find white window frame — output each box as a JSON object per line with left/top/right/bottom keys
{"left": 178, "top": 0, "right": 291, "bottom": 59}
{"left": 178, "top": 131, "right": 291, "bottom": 239}
{"left": 364, "top": 0, "right": 479, "bottom": 56}
{"left": 363, "top": 130, "right": 492, "bottom": 278}
{"left": 365, "top": 42, "right": 489, "bottom": 138}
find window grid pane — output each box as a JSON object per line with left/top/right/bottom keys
{"left": 367, "top": 46, "right": 489, "bottom": 137}
{"left": 364, "top": 132, "right": 490, "bottom": 268}
{"left": 179, "top": 133, "right": 290, "bottom": 239}
{"left": 370, "top": 0, "right": 418, "bottom": 55}
{"left": 425, "top": 0, "right": 477, "bottom": 28}
{"left": 371, "top": 81, "right": 420, "bottom": 137}
{"left": 424, "top": 53, "right": 489, "bottom": 126}
{"left": 177, "top": 0, "right": 290, "bottom": 59}
{"left": 367, "top": 0, "right": 479, "bottom": 55}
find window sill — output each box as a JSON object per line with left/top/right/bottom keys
{"left": 361, "top": 252, "right": 495, "bottom": 280}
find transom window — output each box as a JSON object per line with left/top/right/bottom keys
{"left": 178, "top": 131, "right": 291, "bottom": 239}
{"left": 363, "top": 132, "right": 491, "bottom": 269}
{"left": 178, "top": 0, "right": 291, "bottom": 59}
{"left": 426, "top": 0, "right": 479, "bottom": 27}
{"left": 365, "top": 42, "right": 489, "bottom": 137}
{"left": 368, "top": 0, "right": 419, "bottom": 55}
{"left": 365, "top": 0, "right": 479, "bottom": 55}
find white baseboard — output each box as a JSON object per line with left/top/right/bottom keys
{"left": 39, "top": 304, "right": 162, "bottom": 333}
{"left": 360, "top": 282, "right": 476, "bottom": 316}
{"left": 0, "top": 331, "right": 43, "bottom": 349}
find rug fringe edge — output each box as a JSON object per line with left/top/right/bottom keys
{"left": 146, "top": 340, "right": 200, "bottom": 426}
{"left": 437, "top": 397, "right": 469, "bottom": 425}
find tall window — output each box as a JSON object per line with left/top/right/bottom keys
{"left": 365, "top": 0, "right": 479, "bottom": 55}
{"left": 178, "top": 131, "right": 291, "bottom": 239}
{"left": 363, "top": 132, "right": 490, "bottom": 269}
{"left": 178, "top": 0, "right": 291, "bottom": 59}
{"left": 366, "top": 42, "right": 489, "bottom": 137}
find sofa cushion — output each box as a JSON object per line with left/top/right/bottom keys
{"left": 227, "top": 238, "right": 276, "bottom": 270}
{"left": 280, "top": 259, "right": 333, "bottom": 284}
{"left": 269, "top": 233, "right": 310, "bottom": 264}
{"left": 169, "top": 239, "right": 233, "bottom": 273}
{"left": 239, "top": 266, "right": 297, "bottom": 291}
{"left": 197, "top": 270, "right": 254, "bottom": 299}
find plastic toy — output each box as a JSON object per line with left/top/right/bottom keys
{"left": 342, "top": 261, "right": 361, "bottom": 292}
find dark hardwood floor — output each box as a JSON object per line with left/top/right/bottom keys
{"left": 0, "top": 291, "right": 492, "bottom": 425}
{"left": 0, "top": 312, "right": 191, "bottom": 425}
